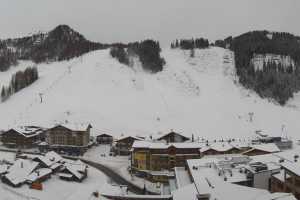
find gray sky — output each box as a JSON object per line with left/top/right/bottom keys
{"left": 0, "top": 0, "right": 299, "bottom": 46}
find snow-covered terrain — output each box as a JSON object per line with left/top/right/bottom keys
{"left": 0, "top": 151, "right": 111, "bottom": 200}
{"left": 1, "top": 47, "right": 300, "bottom": 140}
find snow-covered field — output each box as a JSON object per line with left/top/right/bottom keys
{"left": 83, "top": 145, "right": 129, "bottom": 171}
{"left": 1, "top": 47, "right": 300, "bottom": 140}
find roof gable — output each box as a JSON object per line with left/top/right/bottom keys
{"left": 3, "top": 126, "right": 43, "bottom": 138}
{"left": 49, "top": 123, "right": 91, "bottom": 132}
{"left": 157, "top": 131, "right": 190, "bottom": 141}
{"left": 116, "top": 135, "right": 142, "bottom": 142}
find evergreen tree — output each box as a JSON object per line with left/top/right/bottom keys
{"left": 1, "top": 86, "right": 6, "bottom": 102}
{"left": 228, "top": 31, "right": 300, "bottom": 105}
{"left": 1, "top": 66, "right": 39, "bottom": 102}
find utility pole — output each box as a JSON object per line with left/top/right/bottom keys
{"left": 281, "top": 124, "right": 286, "bottom": 139}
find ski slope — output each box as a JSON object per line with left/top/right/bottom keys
{"left": 0, "top": 47, "right": 299, "bottom": 140}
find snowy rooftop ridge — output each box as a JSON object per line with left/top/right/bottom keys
{"left": 63, "top": 159, "right": 87, "bottom": 180}
{"left": 6, "top": 126, "right": 45, "bottom": 138}
{"left": 49, "top": 121, "right": 92, "bottom": 132}
{"left": 40, "top": 151, "right": 63, "bottom": 167}
{"left": 151, "top": 130, "right": 191, "bottom": 140}
{"left": 116, "top": 135, "right": 144, "bottom": 142}
{"left": 178, "top": 154, "right": 297, "bottom": 200}
{"left": 201, "top": 142, "right": 237, "bottom": 152}
{"left": 281, "top": 162, "right": 300, "bottom": 176}
{"left": 132, "top": 140, "right": 202, "bottom": 149}
{"left": 244, "top": 143, "right": 280, "bottom": 154}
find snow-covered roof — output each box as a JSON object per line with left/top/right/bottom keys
{"left": 187, "top": 156, "right": 252, "bottom": 184}
{"left": 50, "top": 163, "right": 61, "bottom": 170}
{"left": 172, "top": 171, "right": 297, "bottom": 200}
{"left": 58, "top": 173, "right": 73, "bottom": 178}
{"left": 201, "top": 142, "right": 237, "bottom": 153}
{"left": 30, "top": 151, "right": 62, "bottom": 168}
{"left": 0, "top": 164, "right": 10, "bottom": 174}
{"left": 281, "top": 162, "right": 300, "bottom": 176}
{"left": 244, "top": 143, "right": 280, "bottom": 154}
{"left": 49, "top": 123, "right": 91, "bottom": 132}
{"left": 116, "top": 135, "right": 143, "bottom": 142}
{"left": 5, "top": 126, "right": 44, "bottom": 138}
{"left": 4, "top": 159, "right": 39, "bottom": 185}
{"left": 26, "top": 168, "right": 52, "bottom": 182}
{"left": 132, "top": 140, "right": 202, "bottom": 149}
{"left": 45, "top": 151, "right": 63, "bottom": 163}
{"left": 63, "top": 159, "right": 87, "bottom": 180}
{"left": 171, "top": 183, "right": 197, "bottom": 200}
{"left": 174, "top": 167, "right": 192, "bottom": 188}
{"left": 247, "top": 154, "right": 282, "bottom": 171}
{"left": 229, "top": 141, "right": 252, "bottom": 149}
{"left": 272, "top": 170, "right": 286, "bottom": 182}
{"left": 153, "top": 131, "right": 190, "bottom": 140}
{"left": 274, "top": 149, "right": 300, "bottom": 163}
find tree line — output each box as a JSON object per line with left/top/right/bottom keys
{"left": 0, "top": 41, "right": 18, "bottom": 71}
{"left": 1, "top": 67, "right": 38, "bottom": 102}
{"left": 225, "top": 31, "right": 300, "bottom": 105}
{"left": 171, "top": 38, "right": 209, "bottom": 49}
{"left": 110, "top": 39, "right": 165, "bottom": 73}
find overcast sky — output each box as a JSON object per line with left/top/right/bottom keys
{"left": 0, "top": 0, "right": 299, "bottom": 46}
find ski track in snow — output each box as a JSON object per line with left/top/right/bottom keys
{"left": 0, "top": 47, "right": 300, "bottom": 140}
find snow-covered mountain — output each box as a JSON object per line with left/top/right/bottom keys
{"left": 0, "top": 25, "right": 106, "bottom": 72}
{"left": 0, "top": 47, "right": 300, "bottom": 140}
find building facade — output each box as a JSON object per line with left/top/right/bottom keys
{"left": 45, "top": 124, "right": 92, "bottom": 155}
{"left": 114, "top": 136, "right": 142, "bottom": 155}
{"left": 1, "top": 127, "right": 43, "bottom": 148}
{"left": 96, "top": 133, "right": 113, "bottom": 144}
{"left": 131, "top": 141, "right": 201, "bottom": 182}
{"left": 271, "top": 163, "right": 300, "bottom": 199}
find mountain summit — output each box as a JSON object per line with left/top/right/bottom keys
{"left": 0, "top": 25, "right": 106, "bottom": 71}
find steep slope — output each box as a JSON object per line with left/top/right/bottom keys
{"left": 222, "top": 31, "right": 300, "bottom": 105}
{"left": 0, "top": 47, "right": 299, "bottom": 140}
{"left": 0, "top": 25, "right": 106, "bottom": 71}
